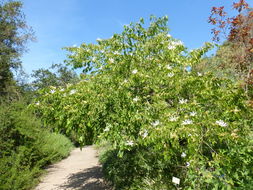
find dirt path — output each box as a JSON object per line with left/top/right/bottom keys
{"left": 35, "top": 146, "right": 111, "bottom": 190}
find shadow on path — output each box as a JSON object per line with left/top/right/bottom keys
{"left": 60, "top": 166, "right": 112, "bottom": 190}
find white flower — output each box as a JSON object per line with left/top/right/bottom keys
{"left": 168, "top": 42, "right": 176, "bottom": 50}
{"left": 215, "top": 120, "right": 227, "bottom": 127}
{"left": 92, "top": 57, "right": 96, "bottom": 62}
{"left": 172, "top": 177, "right": 180, "bottom": 185}
{"left": 132, "top": 69, "right": 138, "bottom": 74}
{"left": 123, "top": 79, "right": 128, "bottom": 83}
{"left": 104, "top": 127, "right": 110, "bottom": 132}
{"left": 113, "top": 51, "right": 120, "bottom": 55}
{"left": 69, "top": 89, "right": 76, "bottom": 95}
{"left": 168, "top": 44, "right": 176, "bottom": 50}
{"left": 169, "top": 116, "right": 179, "bottom": 122}
{"left": 179, "top": 98, "right": 188, "bottom": 104}
{"left": 143, "top": 131, "right": 148, "bottom": 138}
{"left": 151, "top": 120, "right": 160, "bottom": 127}
{"left": 50, "top": 90, "right": 55, "bottom": 94}
{"left": 109, "top": 58, "right": 114, "bottom": 63}
{"left": 197, "top": 72, "right": 202, "bottom": 76}
{"left": 133, "top": 97, "right": 139, "bottom": 102}
{"left": 140, "top": 130, "right": 148, "bottom": 139}
{"left": 35, "top": 102, "right": 40, "bottom": 106}
{"left": 126, "top": 140, "right": 134, "bottom": 146}
{"left": 181, "top": 152, "right": 186, "bottom": 158}
{"left": 167, "top": 72, "right": 174, "bottom": 77}
{"left": 182, "top": 119, "right": 193, "bottom": 125}
{"left": 168, "top": 41, "right": 183, "bottom": 50}
{"left": 186, "top": 162, "right": 190, "bottom": 167}
{"left": 188, "top": 133, "right": 192, "bottom": 137}
{"left": 190, "top": 111, "right": 197, "bottom": 117}
{"left": 176, "top": 41, "right": 183, "bottom": 46}
{"left": 60, "top": 88, "right": 64, "bottom": 92}
{"left": 166, "top": 65, "right": 172, "bottom": 70}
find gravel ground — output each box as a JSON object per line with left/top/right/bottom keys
{"left": 35, "top": 146, "right": 112, "bottom": 190}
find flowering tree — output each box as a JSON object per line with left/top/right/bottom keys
{"left": 32, "top": 16, "right": 253, "bottom": 189}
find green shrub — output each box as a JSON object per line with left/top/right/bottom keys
{"left": 34, "top": 16, "right": 253, "bottom": 189}
{"left": 35, "top": 131, "right": 74, "bottom": 164}
{"left": 0, "top": 101, "right": 73, "bottom": 190}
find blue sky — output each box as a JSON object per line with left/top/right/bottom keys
{"left": 20, "top": 0, "right": 253, "bottom": 75}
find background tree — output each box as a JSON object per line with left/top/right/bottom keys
{"left": 0, "top": 0, "right": 34, "bottom": 98}
{"left": 202, "top": 0, "right": 253, "bottom": 98}
{"left": 31, "top": 63, "right": 79, "bottom": 91}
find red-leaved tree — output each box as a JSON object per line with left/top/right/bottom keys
{"left": 209, "top": 0, "right": 253, "bottom": 98}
